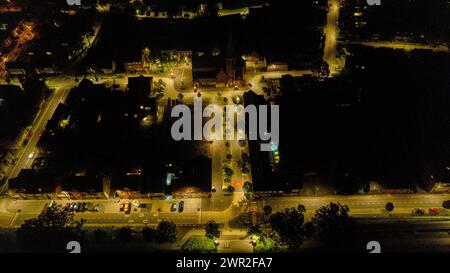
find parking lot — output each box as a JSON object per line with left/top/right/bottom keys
{"left": 60, "top": 201, "right": 102, "bottom": 213}
{"left": 2, "top": 198, "right": 203, "bottom": 227}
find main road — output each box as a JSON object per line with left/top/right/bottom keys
{"left": 1, "top": 193, "right": 449, "bottom": 227}
{"left": 0, "top": 13, "right": 104, "bottom": 191}
{"left": 261, "top": 193, "right": 450, "bottom": 221}
{"left": 342, "top": 40, "right": 450, "bottom": 53}
{"left": 0, "top": 78, "right": 75, "bottom": 194}
{"left": 323, "top": 0, "right": 340, "bottom": 73}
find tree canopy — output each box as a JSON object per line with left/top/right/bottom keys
{"left": 269, "top": 207, "right": 306, "bottom": 249}
{"left": 142, "top": 226, "right": 159, "bottom": 242}
{"left": 156, "top": 221, "right": 177, "bottom": 243}
{"left": 311, "top": 202, "right": 357, "bottom": 250}
{"left": 205, "top": 220, "right": 221, "bottom": 239}
{"left": 204, "top": 0, "right": 219, "bottom": 18}
{"left": 443, "top": 200, "right": 450, "bottom": 209}
{"left": 16, "top": 204, "right": 85, "bottom": 252}
{"left": 115, "top": 227, "right": 133, "bottom": 243}
{"left": 385, "top": 202, "right": 394, "bottom": 212}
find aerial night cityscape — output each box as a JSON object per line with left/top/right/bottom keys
{"left": 0, "top": 0, "right": 450, "bottom": 263}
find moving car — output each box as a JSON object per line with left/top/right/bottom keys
{"left": 170, "top": 202, "right": 178, "bottom": 212}
{"left": 178, "top": 201, "right": 184, "bottom": 212}
{"left": 124, "top": 202, "right": 131, "bottom": 214}
{"left": 411, "top": 208, "right": 425, "bottom": 216}
{"left": 429, "top": 207, "right": 439, "bottom": 216}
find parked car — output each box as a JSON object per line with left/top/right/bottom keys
{"left": 73, "top": 203, "right": 80, "bottom": 212}
{"left": 178, "top": 201, "right": 184, "bottom": 213}
{"left": 119, "top": 203, "right": 125, "bottom": 211}
{"left": 81, "top": 202, "right": 88, "bottom": 212}
{"left": 85, "top": 203, "right": 93, "bottom": 211}
{"left": 69, "top": 203, "right": 76, "bottom": 211}
{"left": 124, "top": 202, "right": 131, "bottom": 214}
{"left": 63, "top": 203, "right": 71, "bottom": 211}
{"left": 411, "top": 208, "right": 425, "bottom": 216}
{"left": 93, "top": 204, "right": 100, "bottom": 212}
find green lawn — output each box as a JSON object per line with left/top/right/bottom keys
{"left": 254, "top": 235, "right": 280, "bottom": 253}
{"left": 181, "top": 235, "right": 216, "bottom": 253}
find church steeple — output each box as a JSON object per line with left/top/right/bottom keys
{"left": 225, "top": 32, "right": 236, "bottom": 82}
{"left": 226, "top": 32, "right": 236, "bottom": 58}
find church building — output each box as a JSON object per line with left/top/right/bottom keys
{"left": 192, "top": 34, "right": 246, "bottom": 88}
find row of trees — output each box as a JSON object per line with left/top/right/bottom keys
{"left": 255, "top": 198, "right": 450, "bottom": 251}
{"left": 104, "top": 221, "right": 177, "bottom": 244}
{"left": 249, "top": 202, "right": 357, "bottom": 252}
{"left": 16, "top": 204, "right": 178, "bottom": 252}
{"left": 18, "top": 200, "right": 450, "bottom": 252}
{"left": 16, "top": 204, "right": 85, "bottom": 252}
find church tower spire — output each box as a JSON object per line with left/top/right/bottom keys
{"left": 225, "top": 32, "right": 236, "bottom": 83}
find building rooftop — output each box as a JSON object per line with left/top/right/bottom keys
{"left": 9, "top": 169, "right": 58, "bottom": 194}
{"left": 0, "top": 84, "right": 34, "bottom": 146}
{"left": 62, "top": 170, "right": 104, "bottom": 193}
{"left": 169, "top": 155, "right": 212, "bottom": 193}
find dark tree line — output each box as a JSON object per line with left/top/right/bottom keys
{"left": 16, "top": 204, "right": 85, "bottom": 252}
{"left": 249, "top": 202, "right": 358, "bottom": 252}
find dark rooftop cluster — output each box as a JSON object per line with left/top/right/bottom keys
{"left": 10, "top": 76, "right": 212, "bottom": 198}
